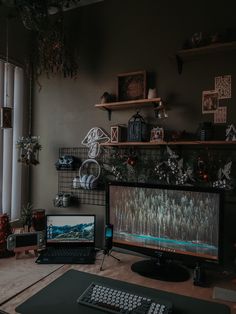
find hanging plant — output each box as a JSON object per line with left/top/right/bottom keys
{"left": 1, "top": 0, "right": 79, "bottom": 81}
{"left": 33, "top": 18, "right": 78, "bottom": 79}
{"left": 16, "top": 136, "right": 42, "bottom": 165}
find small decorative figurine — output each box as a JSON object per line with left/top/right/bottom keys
{"left": 226, "top": 124, "right": 236, "bottom": 141}
{"left": 147, "top": 88, "right": 157, "bottom": 99}
{"left": 100, "top": 92, "right": 112, "bottom": 104}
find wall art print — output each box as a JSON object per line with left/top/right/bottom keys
{"left": 214, "top": 106, "right": 227, "bottom": 124}
{"left": 202, "top": 90, "right": 219, "bottom": 114}
{"left": 215, "top": 75, "right": 231, "bottom": 99}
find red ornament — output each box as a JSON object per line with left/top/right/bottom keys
{"left": 0, "top": 214, "right": 14, "bottom": 258}
{"left": 127, "top": 156, "right": 137, "bottom": 166}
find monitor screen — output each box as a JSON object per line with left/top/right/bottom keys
{"left": 107, "top": 182, "right": 224, "bottom": 281}
{"left": 46, "top": 215, "right": 95, "bottom": 244}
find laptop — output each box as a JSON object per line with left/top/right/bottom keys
{"left": 36, "top": 214, "right": 96, "bottom": 264}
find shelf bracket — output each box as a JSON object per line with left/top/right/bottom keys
{"left": 176, "top": 55, "right": 183, "bottom": 74}
{"left": 104, "top": 108, "right": 112, "bottom": 120}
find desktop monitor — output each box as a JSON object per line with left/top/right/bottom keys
{"left": 106, "top": 181, "right": 224, "bottom": 282}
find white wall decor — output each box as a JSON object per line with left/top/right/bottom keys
{"left": 214, "top": 106, "right": 227, "bottom": 124}
{"left": 215, "top": 75, "right": 231, "bottom": 99}
{"left": 82, "top": 127, "right": 110, "bottom": 158}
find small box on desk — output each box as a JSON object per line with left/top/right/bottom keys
{"left": 110, "top": 125, "right": 127, "bottom": 143}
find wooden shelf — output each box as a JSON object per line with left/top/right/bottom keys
{"left": 176, "top": 41, "right": 236, "bottom": 73}
{"left": 101, "top": 140, "right": 236, "bottom": 147}
{"left": 95, "top": 97, "right": 162, "bottom": 120}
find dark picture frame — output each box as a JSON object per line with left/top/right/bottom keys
{"left": 117, "top": 70, "right": 147, "bottom": 101}
{"left": 202, "top": 90, "right": 219, "bottom": 114}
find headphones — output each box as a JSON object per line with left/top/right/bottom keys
{"left": 79, "top": 159, "right": 101, "bottom": 190}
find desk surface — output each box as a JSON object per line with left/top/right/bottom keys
{"left": 0, "top": 251, "right": 236, "bottom": 314}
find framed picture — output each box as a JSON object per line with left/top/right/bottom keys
{"left": 150, "top": 127, "right": 164, "bottom": 142}
{"left": 202, "top": 90, "right": 219, "bottom": 114}
{"left": 117, "top": 70, "right": 146, "bottom": 101}
{"left": 0, "top": 107, "right": 12, "bottom": 128}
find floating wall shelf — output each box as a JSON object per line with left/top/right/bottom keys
{"left": 101, "top": 140, "right": 236, "bottom": 147}
{"left": 176, "top": 41, "right": 236, "bottom": 74}
{"left": 95, "top": 97, "right": 162, "bottom": 120}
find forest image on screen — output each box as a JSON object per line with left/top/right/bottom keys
{"left": 109, "top": 186, "right": 220, "bottom": 260}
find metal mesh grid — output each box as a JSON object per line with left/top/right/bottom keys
{"left": 56, "top": 146, "right": 163, "bottom": 206}
{"left": 57, "top": 147, "right": 108, "bottom": 206}
{"left": 56, "top": 145, "right": 236, "bottom": 206}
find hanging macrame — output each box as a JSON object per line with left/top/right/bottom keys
{"left": 16, "top": 65, "right": 42, "bottom": 166}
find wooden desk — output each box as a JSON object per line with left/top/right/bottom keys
{"left": 0, "top": 251, "right": 236, "bottom": 314}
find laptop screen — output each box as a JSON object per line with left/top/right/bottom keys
{"left": 46, "top": 215, "right": 95, "bottom": 244}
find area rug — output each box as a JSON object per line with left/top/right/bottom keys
{"left": 0, "top": 256, "right": 62, "bottom": 305}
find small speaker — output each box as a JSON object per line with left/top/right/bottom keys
{"left": 104, "top": 224, "right": 113, "bottom": 251}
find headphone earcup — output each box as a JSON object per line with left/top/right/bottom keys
{"left": 86, "top": 175, "right": 96, "bottom": 189}
{"left": 81, "top": 175, "right": 88, "bottom": 189}
{"left": 90, "top": 176, "right": 97, "bottom": 189}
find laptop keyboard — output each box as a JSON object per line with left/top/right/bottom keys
{"left": 36, "top": 247, "right": 96, "bottom": 264}
{"left": 45, "top": 247, "right": 92, "bottom": 257}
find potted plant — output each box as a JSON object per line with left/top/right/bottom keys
{"left": 21, "top": 203, "right": 33, "bottom": 232}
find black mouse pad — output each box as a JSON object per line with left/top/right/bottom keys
{"left": 16, "top": 269, "right": 230, "bottom": 314}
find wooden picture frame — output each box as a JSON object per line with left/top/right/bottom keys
{"left": 1, "top": 107, "right": 12, "bottom": 128}
{"left": 117, "top": 70, "right": 146, "bottom": 101}
{"left": 150, "top": 127, "right": 164, "bottom": 142}
{"left": 202, "top": 90, "right": 218, "bottom": 114}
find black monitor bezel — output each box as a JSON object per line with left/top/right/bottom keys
{"left": 106, "top": 181, "right": 224, "bottom": 266}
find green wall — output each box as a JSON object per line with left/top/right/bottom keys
{"left": 31, "top": 0, "right": 236, "bottom": 252}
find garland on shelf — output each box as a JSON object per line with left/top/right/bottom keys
{"left": 102, "top": 146, "right": 234, "bottom": 190}
{"left": 154, "top": 147, "right": 195, "bottom": 185}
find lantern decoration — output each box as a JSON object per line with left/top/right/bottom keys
{"left": 110, "top": 125, "right": 127, "bottom": 143}
{"left": 127, "top": 112, "right": 148, "bottom": 142}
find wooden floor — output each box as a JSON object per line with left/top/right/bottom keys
{"left": 0, "top": 251, "right": 236, "bottom": 314}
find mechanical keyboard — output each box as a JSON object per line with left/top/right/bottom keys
{"left": 77, "top": 282, "right": 172, "bottom": 314}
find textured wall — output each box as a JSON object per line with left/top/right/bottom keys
{"left": 30, "top": 0, "right": 236, "bottom": 251}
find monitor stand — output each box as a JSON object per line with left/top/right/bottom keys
{"left": 131, "top": 258, "right": 190, "bottom": 282}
